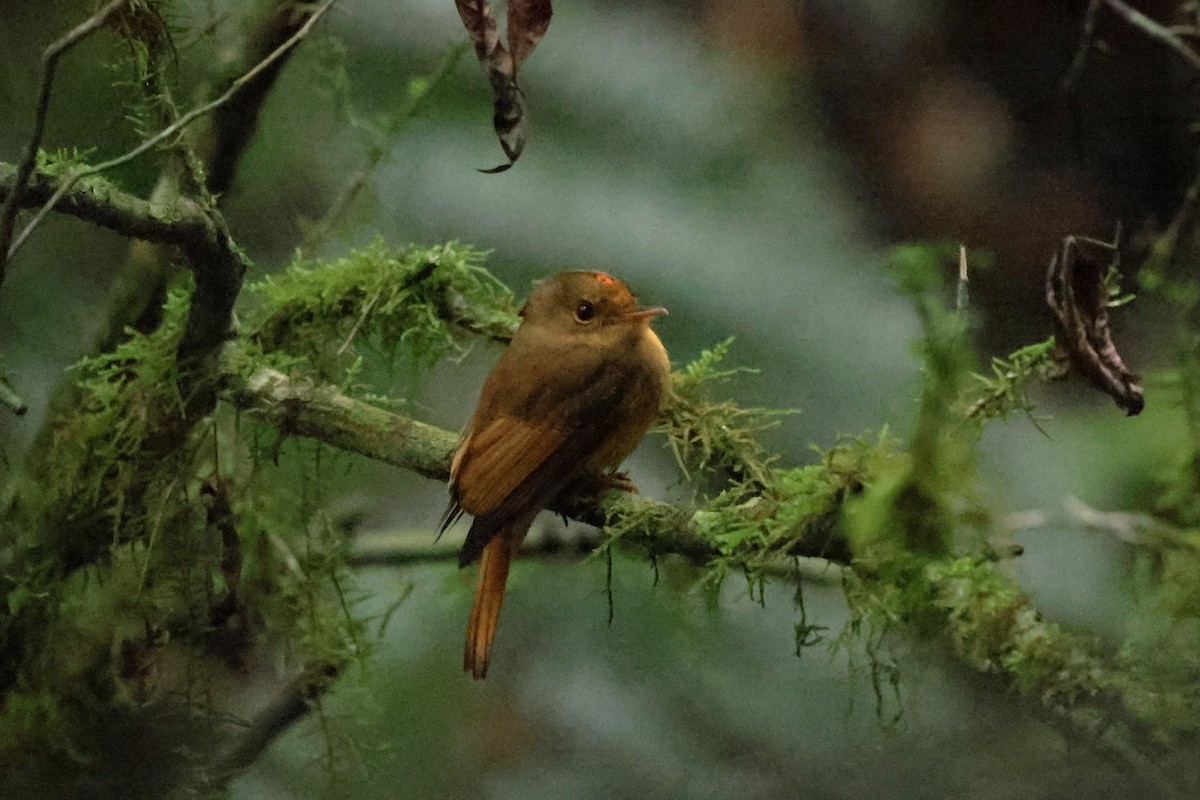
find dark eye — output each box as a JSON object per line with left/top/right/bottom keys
{"left": 574, "top": 300, "right": 596, "bottom": 323}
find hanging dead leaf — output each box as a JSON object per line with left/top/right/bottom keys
{"left": 455, "top": 0, "right": 552, "bottom": 172}
{"left": 508, "top": 0, "right": 552, "bottom": 68}
{"left": 1045, "top": 233, "right": 1145, "bottom": 416}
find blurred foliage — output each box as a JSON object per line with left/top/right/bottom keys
{"left": 847, "top": 245, "right": 978, "bottom": 563}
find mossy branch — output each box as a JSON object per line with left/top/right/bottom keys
{"left": 222, "top": 354, "right": 458, "bottom": 482}
{"left": 0, "top": 161, "right": 247, "bottom": 379}
{"left": 217, "top": 336, "right": 1189, "bottom": 780}
{"left": 2, "top": 229, "right": 1190, "bottom": 783}
{"left": 220, "top": 351, "right": 781, "bottom": 564}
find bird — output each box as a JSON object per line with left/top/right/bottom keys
{"left": 441, "top": 270, "right": 670, "bottom": 679}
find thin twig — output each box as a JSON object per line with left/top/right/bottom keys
{"left": 1102, "top": 0, "right": 1200, "bottom": 71}
{"left": 956, "top": 244, "right": 969, "bottom": 312}
{"left": 1062, "top": 0, "right": 1103, "bottom": 94}
{"left": 0, "top": 0, "right": 131, "bottom": 285}
{"left": 302, "top": 42, "right": 469, "bottom": 251}
{"left": 6, "top": 0, "right": 339, "bottom": 261}
{"left": 0, "top": 376, "right": 27, "bottom": 416}
{"left": 210, "top": 660, "right": 342, "bottom": 786}
{"left": 347, "top": 528, "right": 845, "bottom": 585}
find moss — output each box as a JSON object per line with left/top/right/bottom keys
{"left": 23, "top": 288, "right": 194, "bottom": 569}
{"left": 10, "top": 226, "right": 1197, "bottom": 771}
{"left": 247, "top": 240, "right": 519, "bottom": 385}
{"left": 965, "top": 337, "right": 1058, "bottom": 424}
{"left": 927, "top": 557, "right": 1104, "bottom": 706}
{"left": 659, "top": 338, "right": 790, "bottom": 488}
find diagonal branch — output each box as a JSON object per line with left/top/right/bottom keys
{"left": 1102, "top": 0, "right": 1200, "bottom": 71}
{"left": 209, "top": 660, "right": 342, "bottom": 788}
{"left": 0, "top": 0, "right": 132, "bottom": 287}
{"left": 0, "top": 162, "right": 248, "bottom": 372}
{"left": 200, "top": 0, "right": 336, "bottom": 197}
{"left": 5, "top": 0, "right": 339, "bottom": 263}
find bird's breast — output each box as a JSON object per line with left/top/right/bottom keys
{"left": 582, "top": 328, "right": 670, "bottom": 472}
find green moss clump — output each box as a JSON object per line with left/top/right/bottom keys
{"left": 23, "top": 289, "right": 193, "bottom": 570}
{"left": 247, "top": 241, "right": 519, "bottom": 384}
{"left": 927, "top": 557, "right": 1103, "bottom": 707}
{"left": 659, "top": 338, "right": 791, "bottom": 489}
{"left": 965, "top": 337, "right": 1058, "bottom": 424}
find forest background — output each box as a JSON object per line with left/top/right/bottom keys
{"left": 2, "top": 1, "right": 1200, "bottom": 798}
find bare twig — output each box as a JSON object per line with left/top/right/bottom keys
{"left": 1064, "top": 494, "right": 1156, "bottom": 545}
{"left": 6, "top": 0, "right": 339, "bottom": 262}
{"left": 1102, "top": 0, "right": 1200, "bottom": 71}
{"left": 347, "top": 528, "right": 846, "bottom": 585}
{"left": 210, "top": 660, "right": 342, "bottom": 786}
{"left": 0, "top": 376, "right": 27, "bottom": 416}
{"left": 1062, "top": 0, "right": 1103, "bottom": 94}
{"left": 956, "top": 244, "right": 969, "bottom": 312}
{"left": 0, "top": 0, "right": 131, "bottom": 286}
{"left": 302, "top": 43, "right": 469, "bottom": 250}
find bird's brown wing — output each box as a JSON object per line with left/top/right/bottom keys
{"left": 437, "top": 414, "right": 567, "bottom": 545}
{"left": 453, "top": 415, "right": 568, "bottom": 515}
{"left": 452, "top": 412, "right": 622, "bottom": 566}
{"left": 446, "top": 354, "right": 650, "bottom": 566}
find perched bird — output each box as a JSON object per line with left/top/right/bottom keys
{"left": 441, "top": 271, "right": 670, "bottom": 679}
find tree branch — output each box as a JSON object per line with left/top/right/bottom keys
{"left": 0, "top": 0, "right": 131, "bottom": 285}
{"left": 218, "top": 353, "right": 1193, "bottom": 786}
{"left": 1102, "top": 0, "right": 1200, "bottom": 71}
{"left": 219, "top": 356, "right": 729, "bottom": 562}
{"left": 222, "top": 361, "right": 459, "bottom": 482}
{"left": 200, "top": 0, "right": 335, "bottom": 197}
{"left": 5, "top": 0, "right": 338, "bottom": 263}
{"left": 0, "top": 163, "right": 208, "bottom": 251}
{"left": 0, "top": 162, "right": 248, "bottom": 376}
{"left": 210, "top": 660, "right": 342, "bottom": 788}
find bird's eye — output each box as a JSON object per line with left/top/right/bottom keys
{"left": 574, "top": 300, "right": 596, "bottom": 324}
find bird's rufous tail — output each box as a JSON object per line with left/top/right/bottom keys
{"left": 464, "top": 531, "right": 519, "bottom": 679}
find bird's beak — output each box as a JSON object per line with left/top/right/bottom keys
{"left": 620, "top": 306, "right": 668, "bottom": 324}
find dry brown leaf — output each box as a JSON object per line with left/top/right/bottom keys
{"left": 1045, "top": 233, "right": 1145, "bottom": 416}
{"left": 508, "top": 0, "right": 553, "bottom": 69}
{"left": 455, "top": 0, "right": 552, "bottom": 172}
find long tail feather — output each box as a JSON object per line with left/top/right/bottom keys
{"left": 464, "top": 532, "right": 517, "bottom": 679}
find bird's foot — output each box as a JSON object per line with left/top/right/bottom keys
{"left": 572, "top": 470, "right": 640, "bottom": 498}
